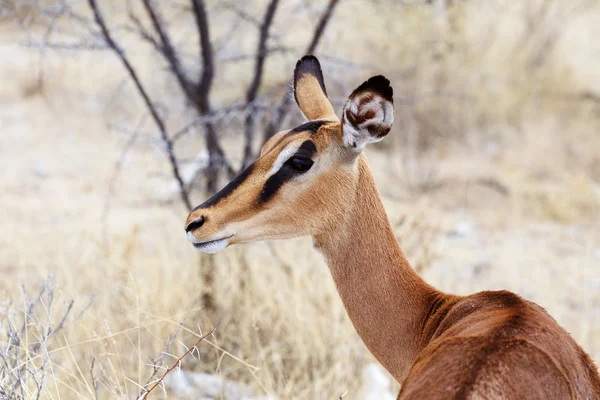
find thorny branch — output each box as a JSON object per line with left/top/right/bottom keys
{"left": 137, "top": 311, "right": 189, "bottom": 399}
{"left": 139, "top": 328, "right": 216, "bottom": 399}
{"left": 87, "top": 0, "right": 192, "bottom": 210}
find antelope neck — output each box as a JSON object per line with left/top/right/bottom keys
{"left": 314, "top": 157, "right": 439, "bottom": 382}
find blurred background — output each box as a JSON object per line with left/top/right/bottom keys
{"left": 1, "top": 0, "right": 599, "bottom": 398}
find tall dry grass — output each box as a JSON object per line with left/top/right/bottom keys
{"left": 0, "top": 0, "right": 599, "bottom": 398}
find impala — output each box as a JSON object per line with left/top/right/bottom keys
{"left": 185, "top": 55, "right": 600, "bottom": 399}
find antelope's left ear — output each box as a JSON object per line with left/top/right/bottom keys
{"left": 341, "top": 75, "right": 394, "bottom": 152}
{"left": 294, "top": 55, "right": 338, "bottom": 121}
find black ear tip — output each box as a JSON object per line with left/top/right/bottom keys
{"left": 294, "top": 55, "right": 322, "bottom": 77}
{"left": 367, "top": 75, "right": 394, "bottom": 102}
{"left": 297, "top": 54, "right": 320, "bottom": 66}
{"left": 367, "top": 75, "right": 390, "bottom": 87}
{"left": 293, "top": 54, "right": 328, "bottom": 96}
{"left": 351, "top": 74, "right": 393, "bottom": 103}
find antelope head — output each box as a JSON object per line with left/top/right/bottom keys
{"left": 185, "top": 55, "right": 394, "bottom": 253}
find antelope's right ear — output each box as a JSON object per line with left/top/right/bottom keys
{"left": 341, "top": 75, "right": 394, "bottom": 152}
{"left": 293, "top": 55, "right": 338, "bottom": 122}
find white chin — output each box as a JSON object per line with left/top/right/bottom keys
{"left": 192, "top": 238, "right": 229, "bottom": 254}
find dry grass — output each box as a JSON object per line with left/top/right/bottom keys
{"left": 0, "top": 0, "right": 599, "bottom": 398}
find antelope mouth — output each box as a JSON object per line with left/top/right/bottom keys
{"left": 189, "top": 235, "right": 235, "bottom": 254}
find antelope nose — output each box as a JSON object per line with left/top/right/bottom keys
{"left": 185, "top": 216, "right": 205, "bottom": 233}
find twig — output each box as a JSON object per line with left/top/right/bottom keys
{"left": 262, "top": 0, "right": 341, "bottom": 144}
{"left": 305, "top": 0, "right": 340, "bottom": 55}
{"left": 87, "top": 0, "right": 192, "bottom": 210}
{"left": 136, "top": 307, "right": 195, "bottom": 399}
{"left": 0, "top": 276, "right": 87, "bottom": 399}
{"left": 220, "top": 2, "right": 261, "bottom": 26}
{"left": 218, "top": 46, "right": 291, "bottom": 63}
{"left": 22, "top": 40, "right": 108, "bottom": 51}
{"left": 140, "top": 328, "right": 216, "bottom": 399}
{"left": 242, "top": 0, "right": 281, "bottom": 168}
{"left": 88, "top": 357, "right": 104, "bottom": 400}
{"left": 101, "top": 114, "right": 149, "bottom": 245}
{"left": 141, "top": 0, "right": 196, "bottom": 103}
{"left": 126, "top": 6, "right": 161, "bottom": 52}
{"left": 171, "top": 102, "right": 248, "bottom": 143}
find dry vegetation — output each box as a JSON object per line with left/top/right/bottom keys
{"left": 1, "top": 0, "right": 599, "bottom": 398}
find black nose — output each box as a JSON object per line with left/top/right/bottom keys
{"left": 185, "top": 216, "right": 205, "bottom": 233}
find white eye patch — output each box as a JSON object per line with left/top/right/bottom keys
{"left": 267, "top": 145, "right": 300, "bottom": 177}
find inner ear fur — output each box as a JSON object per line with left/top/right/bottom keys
{"left": 341, "top": 75, "right": 394, "bottom": 151}
{"left": 293, "top": 55, "right": 338, "bottom": 122}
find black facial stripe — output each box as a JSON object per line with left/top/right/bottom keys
{"left": 260, "top": 166, "right": 295, "bottom": 204}
{"left": 288, "top": 120, "right": 328, "bottom": 134}
{"left": 193, "top": 163, "right": 255, "bottom": 210}
{"left": 260, "top": 140, "right": 317, "bottom": 203}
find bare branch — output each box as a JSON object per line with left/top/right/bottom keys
{"left": 305, "top": 0, "right": 340, "bottom": 55}
{"left": 87, "top": 0, "right": 192, "bottom": 210}
{"left": 218, "top": 46, "right": 291, "bottom": 63}
{"left": 171, "top": 102, "right": 255, "bottom": 143}
{"left": 262, "top": 0, "right": 341, "bottom": 144}
{"left": 138, "top": 311, "right": 190, "bottom": 399}
{"left": 191, "top": 0, "right": 213, "bottom": 110}
{"left": 242, "top": 0, "right": 281, "bottom": 168}
{"left": 139, "top": 328, "right": 216, "bottom": 399}
{"left": 22, "top": 40, "right": 108, "bottom": 51}
{"left": 190, "top": 0, "right": 232, "bottom": 190}
{"left": 126, "top": 8, "right": 162, "bottom": 52}
{"left": 88, "top": 357, "right": 101, "bottom": 400}
{"left": 141, "top": 0, "right": 196, "bottom": 103}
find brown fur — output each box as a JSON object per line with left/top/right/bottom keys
{"left": 185, "top": 56, "right": 600, "bottom": 399}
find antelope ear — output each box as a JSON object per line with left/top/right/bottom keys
{"left": 293, "top": 55, "right": 338, "bottom": 121}
{"left": 341, "top": 75, "right": 394, "bottom": 151}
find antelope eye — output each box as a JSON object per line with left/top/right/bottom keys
{"left": 286, "top": 156, "right": 314, "bottom": 172}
